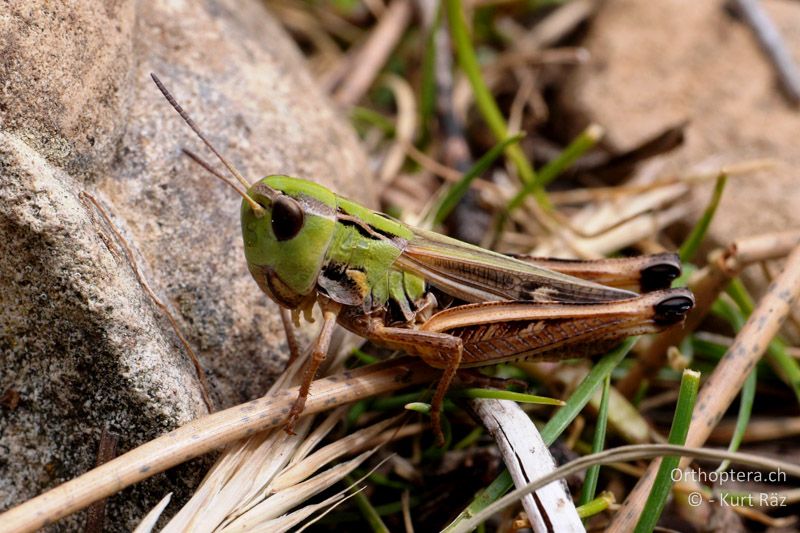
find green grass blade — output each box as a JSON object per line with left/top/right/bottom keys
{"left": 456, "top": 387, "right": 564, "bottom": 406}
{"left": 346, "top": 400, "right": 369, "bottom": 428}
{"left": 726, "top": 279, "right": 800, "bottom": 404}
{"left": 454, "top": 426, "right": 484, "bottom": 450}
{"left": 690, "top": 335, "right": 728, "bottom": 359}
{"left": 635, "top": 369, "right": 700, "bottom": 533}
{"left": 577, "top": 492, "right": 613, "bottom": 519}
{"left": 506, "top": 124, "right": 604, "bottom": 214}
{"left": 371, "top": 390, "right": 426, "bottom": 411}
{"left": 578, "top": 373, "right": 611, "bottom": 508}
{"left": 444, "top": 337, "right": 636, "bottom": 531}
{"left": 351, "top": 348, "right": 379, "bottom": 365}
{"left": 764, "top": 338, "right": 800, "bottom": 404}
{"left": 373, "top": 495, "right": 421, "bottom": 516}
{"left": 541, "top": 337, "right": 637, "bottom": 444}
{"left": 429, "top": 133, "right": 525, "bottom": 225}
{"left": 350, "top": 106, "right": 396, "bottom": 137}
{"left": 445, "top": 0, "right": 539, "bottom": 195}
{"left": 441, "top": 470, "right": 514, "bottom": 533}
{"left": 725, "top": 277, "right": 754, "bottom": 314}
{"left": 346, "top": 475, "right": 390, "bottom": 533}
{"left": 418, "top": 4, "right": 442, "bottom": 146}
{"left": 368, "top": 471, "right": 411, "bottom": 491}
{"left": 711, "top": 296, "right": 745, "bottom": 329}
{"left": 716, "top": 366, "right": 756, "bottom": 473}
{"left": 678, "top": 173, "right": 727, "bottom": 263}
{"left": 493, "top": 123, "right": 602, "bottom": 242}
{"left": 404, "top": 402, "right": 431, "bottom": 414}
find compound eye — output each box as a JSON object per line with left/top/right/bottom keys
{"left": 271, "top": 195, "right": 304, "bottom": 241}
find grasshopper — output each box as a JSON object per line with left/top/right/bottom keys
{"left": 151, "top": 74, "right": 694, "bottom": 444}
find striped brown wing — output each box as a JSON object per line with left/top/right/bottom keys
{"left": 394, "top": 227, "right": 637, "bottom": 304}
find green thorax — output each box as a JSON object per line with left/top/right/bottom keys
{"left": 325, "top": 196, "right": 426, "bottom": 317}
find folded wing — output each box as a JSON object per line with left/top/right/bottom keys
{"left": 394, "top": 227, "right": 638, "bottom": 304}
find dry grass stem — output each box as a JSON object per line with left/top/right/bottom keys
{"left": 333, "top": 0, "right": 413, "bottom": 106}
{"left": 287, "top": 406, "right": 349, "bottom": 468}
{"left": 489, "top": 47, "right": 590, "bottom": 75}
{"left": 0, "top": 358, "right": 438, "bottom": 533}
{"left": 637, "top": 389, "right": 681, "bottom": 413}
{"left": 455, "top": 444, "right": 800, "bottom": 533}
{"left": 84, "top": 427, "right": 118, "bottom": 533}
{"left": 619, "top": 231, "right": 800, "bottom": 397}
{"left": 171, "top": 428, "right": 310, "bottom": 531}
{"left": 533, "top": 202, "right": 689, "bottom": 258}
{"left": 365, "top": 423, "right": 425, "bottom": 448}
{"left": 708, "top": 416, "right": 800, "bottom": 443}
{"left": 519, "top": 361, "right": 651, "bottom": 444}
{"left": 145, "top": 329, "right": 372, "bottom": 530}
{"left": 160, "top": 339, "right": 404, "bottom": 531}
{"left": 157, "top": 337, "right": 345, "bottom": 530}
{"left": 271, "top": 0, "right": 364, "bottom": 45}
{"left": 271, "top": 415, "right": 402, "bottom": 491}
{"left": 609, "top": 242, "right": 800, "bottom": 531}
{"left": 406, "top": 144, "right": 463, "bottom": 182}
{"left": 695, "top": 330, "right": 800, "bottom": 358}
{"left": 563, "top": 183, "right": 688, "bottom": 239}
{"left": 378, "top": 74, "right": 418, "bottom": 187}
{"left": 401, "top": 489, "right": 413, "bottom": 533}
{"left": 131, "top": 493, "right": 172, "bottom": 533}
{"left": 472, "top": 399, "right": 583, "bottom": 532}
{"left": 731, "top": 0, "right": 800, "bottom": 104}
{"left": 731, "top": 504, "right": 799, "bottom": 528}
{"left": 260, "top": 490, "right": 351, "bottom": 533}
{"left": 268, "top": 4, "right": 343, "bottom": 72}
{"left": 507, "top": 70, "right": 536, "bottom": 134}
{"left": 731, "top": 230, "right": 800, "bottom": 265}
{"left": 363, "top": 0, "right": 387, "bottom": 18}
{"left": 222, "top": 450, "right": 375, "bottom": 531}
{"left": 508, "top": 0, "right": 596, "bottom": 51}
{"left": 548, "top": 158, "right": 774, "bottom": 205}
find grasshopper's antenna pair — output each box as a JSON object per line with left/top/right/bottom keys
{"left": 150, "top": 73, "right": 267, "bottom": 218}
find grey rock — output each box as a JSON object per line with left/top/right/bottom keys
{"left": 0, "top": 0, "right": 373, "bottom": 529}
{"left": 559, "top": 0, "right": 800, "bottom": 250}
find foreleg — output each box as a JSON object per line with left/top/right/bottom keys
{"left": 284, "top": 299, "right": 341, "bottom": 435}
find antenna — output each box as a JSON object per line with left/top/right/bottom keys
{"left": 182, "top": 148, "right": 258, "bottom": 201}
{"left": 150, "top": 73, "right": 266, "bottom": 217}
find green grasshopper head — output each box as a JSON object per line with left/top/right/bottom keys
{"left": 150, "top": 74, "right": 336, "bottom": 310}
{"left": 241, "top": 176, "right": 337, "bottom": 309}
